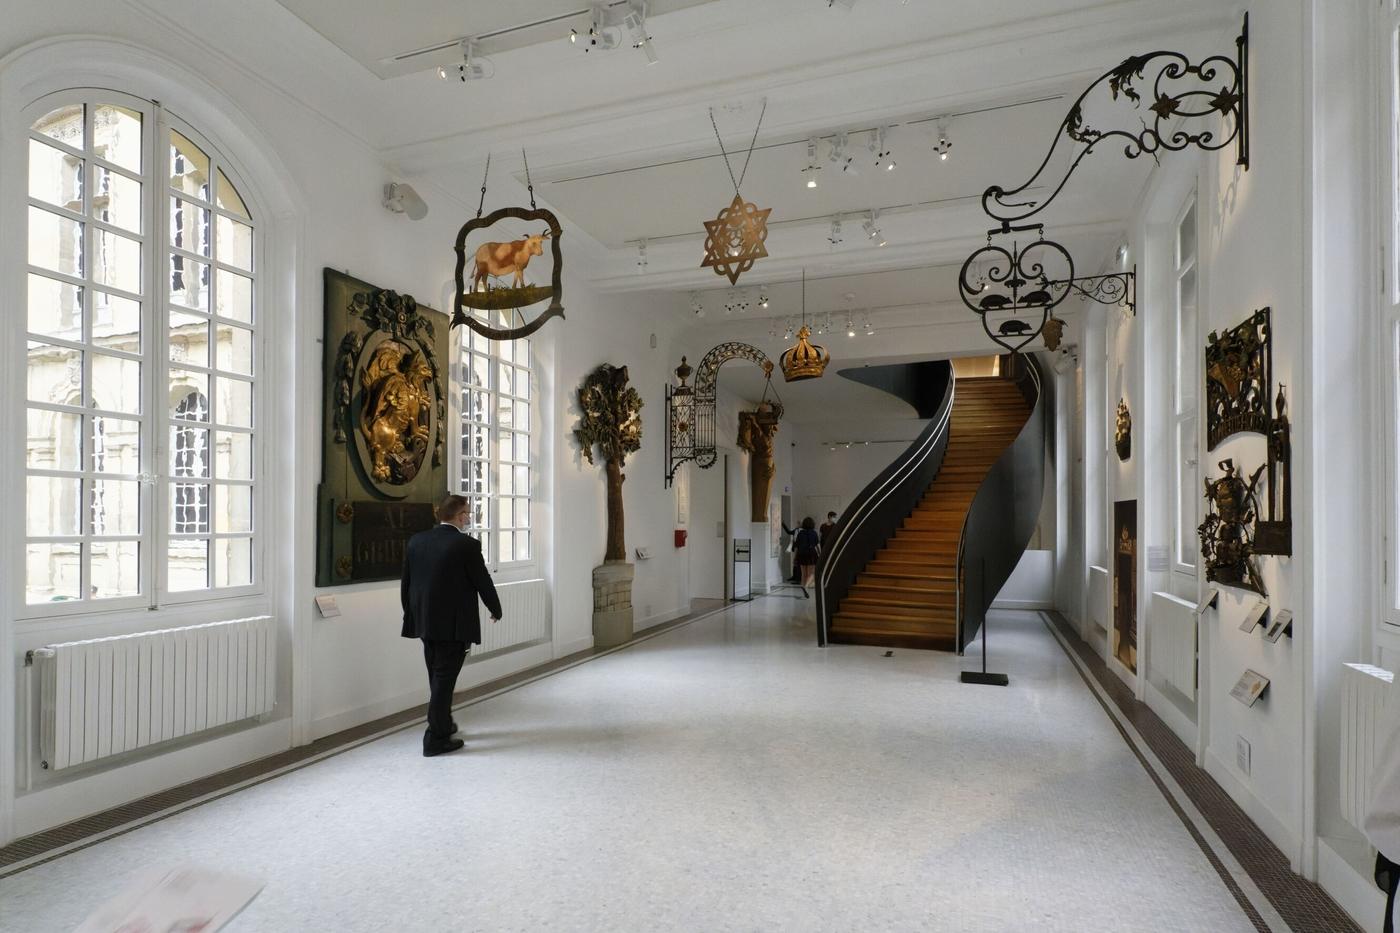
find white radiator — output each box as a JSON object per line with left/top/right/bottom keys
{"left": 1342, "top": 662, "right": 1395, "bottom": 833}
{"left": 474, "top": 579, "right": 548, "bottom": 655}
{"left": 33, "top": 616, "right": 275, "bottom": 772}
{"left": 1149, "top": 592, "right": 1198, "bottom": 700}
{"left": 1088, "top": 566, "right": 1109, "bottom": 633}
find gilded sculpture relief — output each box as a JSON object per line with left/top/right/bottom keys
{"left": 1205, "top": 307, "right": 1271, "bottom": 450}
{"left": 1198, "top": 457, "right": 1267, "bottom": 596}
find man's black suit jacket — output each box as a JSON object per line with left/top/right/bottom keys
{"left": 401, "top": 524, "right": 504, "bottom": 645}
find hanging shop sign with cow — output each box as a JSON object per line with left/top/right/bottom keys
{"left": 452, "top": 205, "right": 565, "bottom": 341}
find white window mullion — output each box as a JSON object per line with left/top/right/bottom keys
{"left": 150, "top": 102, "right": 170, "bottom": 606}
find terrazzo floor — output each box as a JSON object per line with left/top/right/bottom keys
{"left": 0, "top": 597, "right": 1257, "bottom": 932}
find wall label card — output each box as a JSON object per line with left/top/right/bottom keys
{"left": 314, "top": 594, "right": 340, "bottom": 618}
{"left": 1196, "top": 588, "right": 1220, "bottom": 616}
{"left": 1230, "top": 669, "right": 1270, "bottom": 707}
{"left": 1238, "top": 599, "right": 1269, "bottom": 633}
{"left": 1264, "top": 609, "right": 1293, "bottom": 643}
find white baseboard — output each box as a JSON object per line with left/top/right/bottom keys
{"left": 310, "top": 642, "right": 555, "bottom": 742}
{"left": 1319, "top": 835, "right": 1386, "bottom": 930}
{"left": 635, "top": 604, "right": 687, "bottom": 632}
{"left": 991, "top": 599, "right": 1054, "bottom": 610}
{"left": 1204, "top": 747, "right": 1299, "bottom": 866}
{"left": 15, "top": 718, "right": 293, "bottom": 839}
{"left": 554, "top": 635, "right": 594, "bottom": 658}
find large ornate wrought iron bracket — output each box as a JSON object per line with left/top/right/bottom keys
{"left": 983, "top": 15, "right": 1248, "bottom": 229}
{"left": 665, "top": 342, "right": 783, "bottom": 487}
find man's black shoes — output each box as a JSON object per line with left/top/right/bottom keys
{"left": 424, "top": 737, "right": 465, "bottom": 757}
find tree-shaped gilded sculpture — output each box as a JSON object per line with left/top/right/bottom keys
{"left": 575, "top": 364, "right": 643, "bottom": 562}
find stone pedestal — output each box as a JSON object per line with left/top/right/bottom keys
{"left": 750, "top": 521, "right": 777, "bottom": 594}
{"left": 592, "top": 560, "right": 635, "bottom": 647}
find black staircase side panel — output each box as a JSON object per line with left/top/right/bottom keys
{"left": 956, "top": 354, "right": 1051, "bottom": 652}
{"left": 815, "top": 361, "right": 954, "bottom": 645}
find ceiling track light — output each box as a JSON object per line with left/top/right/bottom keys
{"left": 572, "top": 1, "right": 655, "bottom": 63}
{"left": 870, "top": 126, "right": 894, "bottom": 171}
{"left": 758, "top": 287, "right": 769, "bottom": 309}
{"left": 636, "top": 238, "right": 648, "bottom": 273}
{"left": 827, "top": 131, "right": 855, "bottom": 175}
{"left": 862, "top": 209, "right": 886, "bottom": 247}
{"left": 437, "top": 38, "right": 493, "bottom": 82}
{"left": 690, "top": 292, "right": 705, "bottom": 317}
{"left": 802, "top": 137, "right": 822, "bottom": 189}
{"left": 934, "top": 118, "right": 952, "bottom": 161}
{"left": 828, "top": 213, "right": 843, "bottom": 247}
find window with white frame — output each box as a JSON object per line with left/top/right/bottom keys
{"left": 23, "top": 92, "right": 258, "bottom": 611}
{"left": 1387, "top": 0, "right": 1400, "bottom": 626}
{"left": 1173, "top": 196, "right": 1200, "bottom": 571}
{"left": 457, "top": 310, "right": 532, "bottom": 567}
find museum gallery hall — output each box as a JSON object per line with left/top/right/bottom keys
{"left": 0, "top": 1, "right": 1396, "bottom": 930}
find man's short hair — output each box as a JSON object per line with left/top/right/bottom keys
{"left": 827, "top": 511, "right": 837, "bottom": 519}
{"left": 438, "top": 494, "right": 468, "bottom": 522}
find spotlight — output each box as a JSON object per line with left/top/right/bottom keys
{"left": 636, "top": 239, "right": 648, "bottom": 273}
{"left": 576, "top": 4, "right": 621, "bottom": 53}
{"left": 623, "top": 3, "right": 658, "bottom": 65}
{"left": 870, "top": 127, "right": 894, "bottom": 171}
{"left": 690, "top": 292, "right": 705, "bottom": 317}
{"left": 438, "top": 39, "right": 493, "bottom": 82}
{"left": 758, "top": 288, "right": 769, "bottom": 308}
{"left": 802, "top": 137, "right": 822, "bottom": 189}
{"left": 862, "top": 209, "right": 885, "bottom": 247}
{"left": 934, "top": 119, "right": 951, "bottom": 161}
{"left": 828, "top": 132, "right": 856, "bottom": 174}
{"left": 827, "top": 213, "right": 843, "bottom": 247}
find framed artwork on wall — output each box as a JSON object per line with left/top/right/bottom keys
{"left": 1113, "top": 499, "right": 1138, "bottom": 673}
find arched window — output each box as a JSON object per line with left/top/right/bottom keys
{"left": 23, "top": 92, "right": 259, "bottom": 610}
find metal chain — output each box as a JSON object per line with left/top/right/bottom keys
{"left": 709, "top": 98, "right": 767, "bottom": 196}
{"left": 521, "top": 148, "right": 536, "bottom": 210}
{"left": 476, "top": 153, "right": 490, "bottom": 218}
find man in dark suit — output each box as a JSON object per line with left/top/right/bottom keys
{"left": 401, "top": 494, "right": 503, "bottom": 757}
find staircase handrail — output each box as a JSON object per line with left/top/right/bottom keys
{"left": 815, "top": 362, "right": 955, "bottom": 645}
{"left": 955, "top": 354, "right": 1049, "bottom": 653}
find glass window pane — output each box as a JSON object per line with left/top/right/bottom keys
{"left": 470, "top": 353, "right": 490, "bottom": 390}
{"left": 28, "top": 206, "right": 83, "bottom": 278}
{"left": 91, "top": 541, "right": 140, "bottom": 599}
{"left": 92, "top": 291, "right": 141, "bottom": 352}
{"left": 91, "top": 353, "right": 142, "bottom": 414}
{"left": 497, "top": 531, "right": 513, "bottom": 565}
{"left": 215, "top": 431, "right": 252, "bottom": 480}
{"left": 514, "top": 497, "right": 529, "bottom": 529}
{"left": 516, "top": 365, "right": 530, "bottom": 400}
{"left": 26, "top": 341, "right": 81, "bottom": 406}
{"left": 32, "top": 103, "right": 84, "bottom": 149}
{"left": 498, "top": 338, "right": 513, "bottom": 364}
{"left": 514, "top": 465, "right": 528, "bottom": 497}
{"left": 167, "top": 538, "right": 209, "bottom": 592}
{"left": 169, "top": 310, "right": 210, "bottom": 367}
{"left": 515, "top": 530, "right": 529, "bottom": 562}
{"left": 170, "top": 374, "right": 209, "bottom": 421}
{"left": 27, "top": 408, "right": 81, "bottom": 471}
{"left": 216, "top": 377, "right": 252, "bottom": 429}
{"left": 216, "top": 483, "right": 252, "bottom": 533}
{"left": 1177, "top": 202, "right": 1197, "bottom": 265}
{"left": 497, "top": 393, "right": 514, "bottom": 429}
{"left": 514, "top": 431, "right": 529, "bottom": 464}
{"left": 27, "top": 273, "right": 83, "bottom": 340}
{"left": 93, "top": 417, "right": 140, "bottom": 474}
{"left": 515, "top": 399, "right": 529, "bottom": 431}
{"left": 168, "top": 130, "right": 208, "bottom": 200}
{"left": 90, "top": 479, "right": 139, "bottom": 535}
{"left": 171, "top": 424, "right": 210, "bottom": 478}
{"left": 28, "top": 475, "right": 81, "bottom": 536}
{"left": 27, "top": 542, "right": 82, "bottom": 603}
{"left": 169, "top": 481, "right": 209, "bottom": 535}
{"left": 169, "top": 254, "right": 209, "bottom": 311}
{"left": 93, "top": 166, "right": 141, "bottom": 233}
{"left": 214, "top": 537, "right": 252, "bottom": 588}
{"left": 498, "top": 363, "right": 512, "bottom": 396}
{"left": 29, "top": 138, "right": 82, "bottom": 210}
{"left": 497, "top": 461, "right": 513, "bottom": 496}
{"left": 214, "top": 322, "right": 253, "bottom": 375}
{"left": 215, "top": 215, "right": 253, "bottom": 271}
{"left": 93, "top": 228, "right": 141, "bottom": 294}
{"left": 216, "top": 169, "right": 250, "bottom": 219}
{"left": 93, "top": 105, "right": 142, "bottom": 173}
{"left": 215, "top": 269, "right": 253, "bottom": 323}
{"left": 170, "top": 197, "right": 211, "bottom": 257}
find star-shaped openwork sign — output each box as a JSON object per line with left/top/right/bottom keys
{"left": 701, "top": 193, "right": 771, "bottom": 285}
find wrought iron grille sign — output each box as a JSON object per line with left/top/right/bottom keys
{"left": 665, "top": 342, "right": 782, "bottom": 486}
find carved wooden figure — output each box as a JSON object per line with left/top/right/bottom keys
{"left": 736, "top": 401, "right": 781, "bottom": 522}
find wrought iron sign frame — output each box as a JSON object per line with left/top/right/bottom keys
{"left": 983, "top": 15, "right": 1249, "bottom": 229}
{"left": 960, "top": 15, "right": 1245, "bottom": 351}
{"left": 665, "top": 342, "right": 783, "bottom": 487}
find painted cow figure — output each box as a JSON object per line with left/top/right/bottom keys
{"left": 473, "top": 230, "right": 551, "bottom": 291}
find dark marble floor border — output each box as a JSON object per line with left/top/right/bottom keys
{"left": 0, "top": 598, "right": 732, "bottom": 877}
{"left": 1042, "top": 610, "right": 1362, "bottom": 933}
